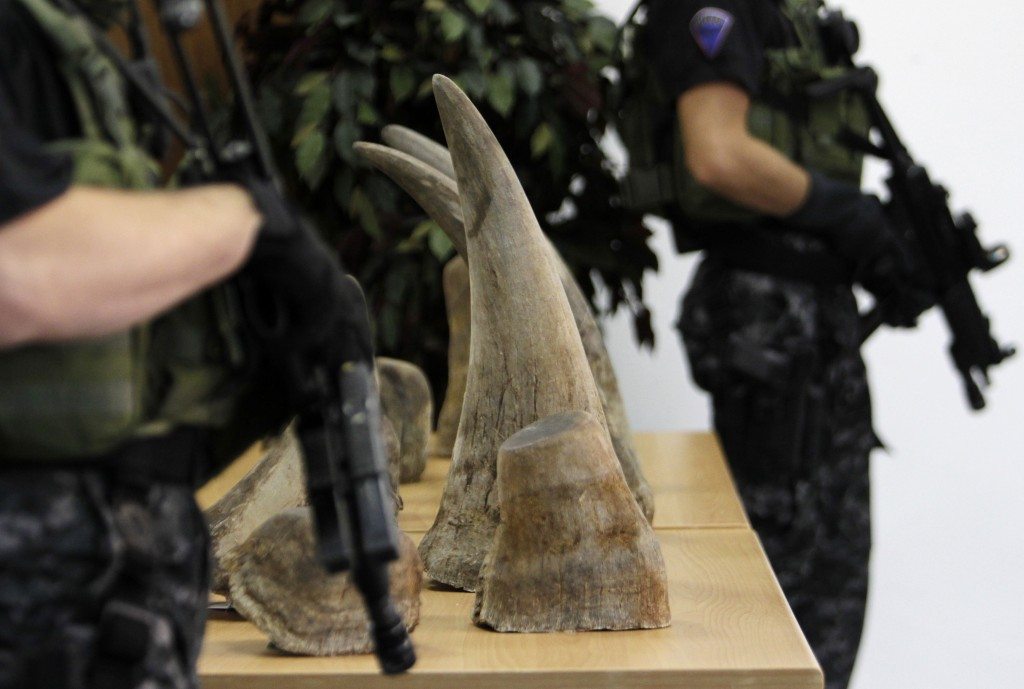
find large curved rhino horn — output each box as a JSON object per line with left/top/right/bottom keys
{"left": 414, "top": 75, "right": 613, "bottom": 590}
{"left": 358, "top": 125, "right": 655, "bottom": 522}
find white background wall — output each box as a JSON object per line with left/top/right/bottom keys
{"left": 592, "top": 1, "right": 1024, "bottom": 688}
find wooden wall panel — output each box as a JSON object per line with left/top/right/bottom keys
{"left": 132, "top": 0, "right": 262, "bottom": 94}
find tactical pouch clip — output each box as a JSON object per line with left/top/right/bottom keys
{"left": 720, "top": 336, "right": 822, "bottom": 477}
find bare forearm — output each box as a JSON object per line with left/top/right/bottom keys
{"left": 699, "top": 135, "right": 810, "bottom": 215}
{"left": 678, "top": 84, "right": 810, "bottom": 217}
{"left": 0, "top": 184, "right": 260, "bottom": 347}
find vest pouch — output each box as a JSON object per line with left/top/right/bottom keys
{"left": 145, "top": 287, "right": 249, "bottom": 431}
{"left": 146, "top": 286, "right": 284, "bottom": 475}
{"left": 0, "top": 331, "right": 145, "bottom": 461}
{"left": 618, "top": 92, "right": 677, "bottom": 212}
{"left": 800, "top": 87, "right": 869, "bottom": 186}
{"left": 50, "top": 139, "right": 159, "bottom": 190}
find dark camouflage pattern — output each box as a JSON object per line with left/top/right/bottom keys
{"left": 0, "top": 469, "right": 209, "bottom": 689}
{"left": 679, "top": 254, "right": 877, "bottom": 689}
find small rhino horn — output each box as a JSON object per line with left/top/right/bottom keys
{"left": 354, "top": 141, "right": 467, "bottom": 257}
{"left": 381, "top": 124, "right": 457, "bottom": 181}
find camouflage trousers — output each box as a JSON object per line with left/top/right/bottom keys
{"left": 679, "top": 256, "right": 878, "bottom": 689}
{"left": 0, "top": 468, "right": 210, "bottom": 689}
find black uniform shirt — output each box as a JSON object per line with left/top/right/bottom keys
{"left": 0, "top": 0, "right": 77, "bottom": 225}
{"left": 642, "top": 1, "right": 842, "bottom": 271}
{"left": 643, "top": 0, "right": 790, "bottom": 101}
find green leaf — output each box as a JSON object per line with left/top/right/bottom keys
{"left": 378, "top": 302, "right": 401, "bottom": 350}
{"left": 439, "top": 9, "right": 468, "bottom": 42}
{"left": 588, "top": 16, "right": 618, "bottom": 53}
{"left": 486, "top": 69, "right": 515, "bottom": 116}
{"left": 396, "top": 220, "right": 433, "bottom": 253}
{"left": 357, "top": 101, "right": 381, "bottom": 125}
{"left": 413, "top": 220, "right": 436, "bottom": 240}
{"left": 331, "top": 73, "right": 357, "bottom": 115}
{"left": 349, "top": 186, "right": 382, "bottom": 239}
{"left": 381, "top": 43, "right": 405, "bottom": 62}
{"left": 295, "top": 71, "right": 329, "bottom": 97}
{"left": 291, "top": 120, "right": 317, "bottom": 147}
{"left": 516, "top": 57, "right": 543, "bottom": 96}
{"left": 333, "top": 167, "right": 355, "bottom": 207}
{"left": 332, "top": 70, "right": 376, "bottom": 115}
{"left": 428, "top": 224, "right": 455, "bottom": 260}
{"left": 332, "top": 12, "right": 361, "bottom": 29}
{"left": 254, "top": 89, "right": 283, "bottom": 136}
{"left": 332, "top": 119, "right": 359, "bottom": 163}
{"left": 296, "top": 0, "right": 334, "bottom": 26}
{"left": 346, "top": 42, "right": 377, "bottom": 65}
{"left": 490, "top": 0, "right": 517, "bottom": 25}
{"left": 365, "top": 175, "right": 400, "bottom": 214}
{"left": 389, "top": 66, "right": 416, "bottom": 102}
{"left": 384, "top": 266, "right": 412, "bottom": 303}
{"left": 466, "top": 24, "right": 488, "bottom": 61}
{"left": 548, "top": 129, "right": 567, "bottom": 180}
{"left": 466, "top": 0, "right": 492, "bottom": 16}
{"left": 415, "top": 77, "right": 435, "bottom": 100}
{"left": 295, "top": 130, "right": 328, "bottom": 188}
{"left": 454, "top": 68, "right": 487, "bottom": 99}
{"left": 562, "top": 0, "right": 594, "bottom": 21}
{"left": 530, "top": 122, "right": 554, "bottom": 158}
{"left": 423, "top": 0, "right": 446, "bottom": 11}
{"left": 297, "top": 80, "right": 332, "bottom": 132}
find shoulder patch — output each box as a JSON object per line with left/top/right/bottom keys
{"left": 690, "top": 7, "right": 735, "bottom": 59}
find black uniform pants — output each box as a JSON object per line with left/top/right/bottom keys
{"left": 679, "top": 256, "right": 878, "bottom": 689}
{"left": 0, "top": 466, "right": 210, "bottom": 689}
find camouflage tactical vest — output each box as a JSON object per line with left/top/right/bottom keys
{"left": 617, "top": 0, "right": 870, "bottom": 226}
{"left": 0, "top": 0, "right": 251, "bottom": 461}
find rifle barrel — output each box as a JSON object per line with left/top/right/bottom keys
{"left": 203, "top": 0, "right": 277, "bottom": 182}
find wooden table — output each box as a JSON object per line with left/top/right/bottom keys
{"left": 399, "top": 433, "right": 749, "bottom": 533}
{"left": 198, "top": 432, "right": 822, "bottom": 689}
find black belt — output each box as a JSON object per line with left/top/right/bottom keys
{"left": 707, "top": 235, "right": 853, "bottom": 287}
{"left": 101, "top": 427, "right": 210, "bottom": 488}
{"left": 0, "top": 428, "right": 210, "bottom": 487}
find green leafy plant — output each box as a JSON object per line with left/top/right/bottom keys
{"left": 239, "top": 0, "right": 658, "bottom": 396}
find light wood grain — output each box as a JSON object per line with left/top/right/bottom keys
{"left": 398, "top": 432, "right": 748, "bottom": 533}
{"left": 635, "top": 432, "right": 749, "bottom": 530}
{"left": 397, "top": 456, "right": 451, "bottom": 533}
{"left": 197, "top": 443, "right": 264, "bottom": 511}
{"left": 198, "top": 529, "right": 821, "bottom": 689}
{"left": 199, "top": 434, "right": 747, "bottom": 532}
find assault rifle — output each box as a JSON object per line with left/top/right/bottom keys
{"left": 811, "top": 8, "right": 1014, "bottom": 411}
{"left": 68, "top": 0, "right": 415, "bottom": 672}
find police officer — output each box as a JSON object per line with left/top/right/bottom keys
{"left": 0, "top": 0, "right": 373, "bottom": 687}
{"left": 621, "top": 1, "right": 928, "bottom": 688}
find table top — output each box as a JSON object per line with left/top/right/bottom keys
{"left": 197, "top": 432, "right": 821, "bottom": 689}
{"left": 399, "top": 432, "right": 748, "bottom": 533}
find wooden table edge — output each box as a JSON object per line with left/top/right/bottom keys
{"left": 198, "top": 666, "right": 823, "bottom": 689}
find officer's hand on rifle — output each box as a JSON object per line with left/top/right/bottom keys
{"left": 239, "top": 174, "right": 373, "bottom": 371}
{"left": 789, "top": 171, "right": 930, "bottom": 327}
{"left": 857, "top": 237, "right": 932, "bottom": 329}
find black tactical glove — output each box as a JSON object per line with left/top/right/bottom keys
{"left": 788, "top": 171, "right": 931, "bottom": 327}
{"left": 858, "top": 244, "right": 932, "bottom": 328}
{"left": 241, "top": 177, "right": 374, "bottom": 369}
